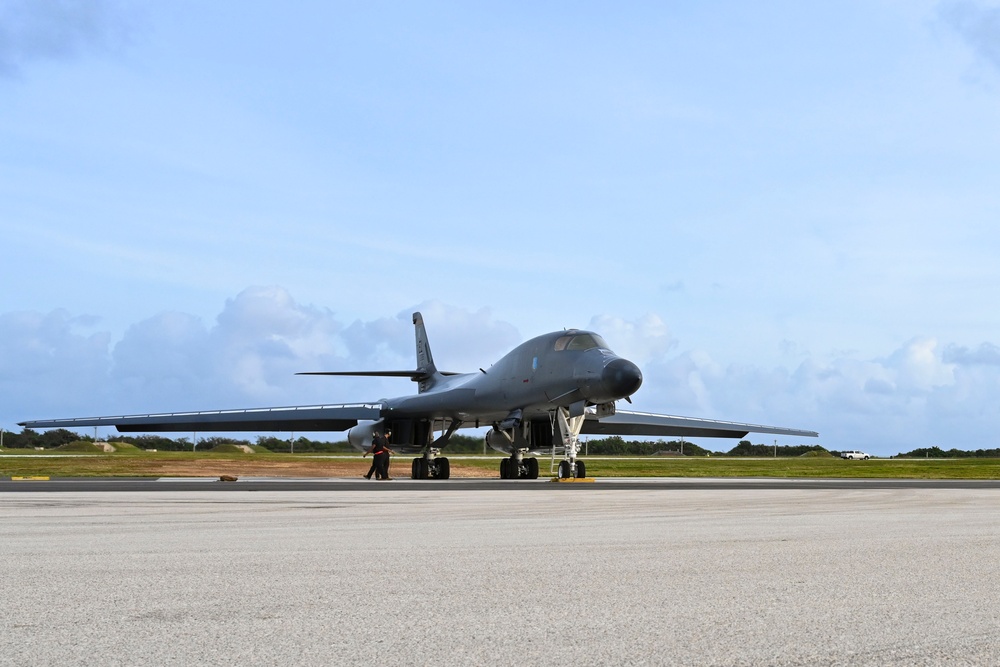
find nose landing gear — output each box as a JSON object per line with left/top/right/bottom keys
{"left": 554, "top": 406, "right": 588, "bottom": 479}
{"left": 557, "top": 459, "right": 586, "bottom": 479}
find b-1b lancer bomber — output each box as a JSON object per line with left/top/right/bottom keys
{"left": 21, "top": 313, "right": 818, "bottom": 479}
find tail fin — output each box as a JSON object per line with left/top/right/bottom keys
{"left": 297, "top": 313, "right": 452, "bottom": 391}
{"left": 413, "top": 312, "right": 441, "bottom": 393}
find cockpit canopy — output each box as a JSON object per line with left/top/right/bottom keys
{"left": 553, "top": 333, "right": 610, "bottom": 352}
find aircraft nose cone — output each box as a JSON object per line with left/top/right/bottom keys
{"left": 603, "top": 358, "right": 642, "bottom": 398}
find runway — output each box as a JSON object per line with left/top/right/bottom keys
{"left": 3, "top": 476, "right": 1000, "bottom": 492}
{"left": 3, "top": 481, "right": 1000, "bottom": 666}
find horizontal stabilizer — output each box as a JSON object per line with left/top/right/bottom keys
{"left": 583, "top": 410, "right": 818, "bottom": 439}
{"left": 296, "top": 370, "right": 461, "bottom": 378}
{"left": 19, "top": 403, "right": 384, "bottom": 433}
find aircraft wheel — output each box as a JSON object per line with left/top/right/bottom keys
{"left": 415, "top": 457, "right": 429, "bottom": 479}
{"left": 499, "top": 458, "right": 509, "bottom": 479}
{"left": 558, "top": 460, "right": 571, "bottom": 479}
{"left": 437, "top": 457, "right": 450, "bottom": 479}
{"left": 411, "top": 458, "right": 420, "bottom": 479}
{"left": 575, "top": 460, "right": 587, "bottom": 479}
{"left": 508, "top": 458, "right": 521, "bottom": 479}
{"left": 526, "top": 457, "right": 539, "bottom": 479}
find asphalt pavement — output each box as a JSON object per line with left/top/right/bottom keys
{"left": 3, "top": 481, "right": 999, "bottom": 666}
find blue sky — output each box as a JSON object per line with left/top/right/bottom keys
{"left": 3, "top": 1, "right": 1000, "bottom": 455}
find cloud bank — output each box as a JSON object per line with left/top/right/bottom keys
{"left": 3, "top": 288, "right": 521, "bottom": 420}
{"left": 941, "top": 1, "right": 1000, "bottom": 71}
{"left": 0, "top": 0, "right": 131, "bottom": 76}
{"left": 4, "top": 286, "right": 1000, "bottom": 455}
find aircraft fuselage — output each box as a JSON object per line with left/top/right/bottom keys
{"left": 383, "top": 328, "right": 642, "bottom": 426}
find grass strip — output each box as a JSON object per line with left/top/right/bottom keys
{"left": 2, "top": 452, "right": 1000, "bottom": 479}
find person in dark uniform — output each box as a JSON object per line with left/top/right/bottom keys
{"left": 362, "top": 439, "right": 380, "bottom": 479}
{"left": 374, "top": 429, "right": 394, "bottom": 480}
{"left": 363, "top": 429, "right": 394, "bottom": 480}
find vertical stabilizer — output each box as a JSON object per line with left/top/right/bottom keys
{"left": 412, "top": 312, "right": 440, "bottom": 393}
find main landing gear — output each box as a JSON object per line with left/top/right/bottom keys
{"left": 500, "top": 453, "right": 539, "bottom": 479}
{"left": 409, "top": 420, "right": 462, "bottom": 479}
{"left": 410, "top": 450, "right": 450, "bottom": 479}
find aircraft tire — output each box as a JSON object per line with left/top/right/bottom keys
{"left": 437, "top": 457, "right": 450, "bottom": 479}
{"left": 411, "top": 458, "right": 419, "bottom": 479}
{"left": 558, "top": 460, "right": 571, "bottom": 479}
{"left": 526, "top": 457, "right": 539, "bottom": 479}
{"left": 499, "top": 458, "right": 509, "bottom": 479}
{"left": 575, "top": 460, "right": 587, "bottom": 479}
{"left": 415, "top": 457, "right": 429, "bottom": 479}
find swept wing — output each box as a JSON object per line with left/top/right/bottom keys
{"left": 20, "top": 403, "right": 383, "bottom": 433}
{"left": 583, "top": 409, "right": 818, "bottom": 439}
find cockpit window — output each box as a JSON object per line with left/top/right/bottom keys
{"left": 554, "top": 334, "right": 609, "bottom": 352}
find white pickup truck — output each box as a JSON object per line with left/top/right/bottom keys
{"left": 840, "top": 450, "right": 870, "bottom": 460}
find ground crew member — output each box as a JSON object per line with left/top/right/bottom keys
{"left": 363, "top": 429, "right": 394, "bottom": 480}
{"left": 375, "top": 429, "right": 394, "bottom": 480}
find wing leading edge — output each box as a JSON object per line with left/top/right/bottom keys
{"left": 583, "top": 410, "right": 818, "bottom": 440}
{"left": 18, "top": 403, "right": 384, "bottom": 433}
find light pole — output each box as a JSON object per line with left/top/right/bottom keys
{"left": 774, "top": 439, "right": 777, "bottom": 458}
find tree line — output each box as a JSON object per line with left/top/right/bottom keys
{"left": 0, "top": 428, "right": 483, "bottom": 453}
{"left": 895, "top": 446, "right": 1000, "bottom": 458}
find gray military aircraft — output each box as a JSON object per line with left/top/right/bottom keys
{"left": 20, "top": 312, "right": 817, "bottom": 479}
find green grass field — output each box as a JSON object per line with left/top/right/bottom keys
{"left": 3, "top": 450, "right": 1000, "bottom": 479}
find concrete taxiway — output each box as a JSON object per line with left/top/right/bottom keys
{"left": 3, "top": 476, "right": 1000, "bottom": 492}
{"left": 3, "top": 480, "right": 1000, "bottom": 666}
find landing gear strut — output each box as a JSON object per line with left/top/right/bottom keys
{"left": 555, "top": 406, "right": 587, "bottom": 479}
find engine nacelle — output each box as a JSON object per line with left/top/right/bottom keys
{"left": 485, "top": 428, "right": 515, "bottom": 454}
{"left": 347, "top": 420, "right": 383, "bottom": 452}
